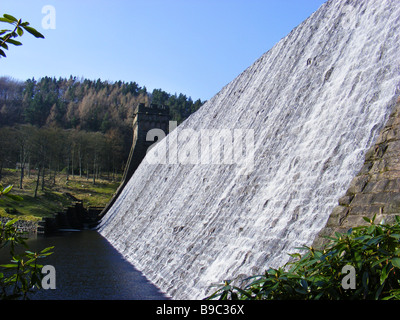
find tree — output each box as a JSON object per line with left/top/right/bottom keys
{"left": 0, "top": 126, "right": 17, "bottom": 180}
{"left": 105, "top": 128, "right": 124, "bottom": 180}
{"left": 14, "top": 124, "right": 36, "bottom": 189}
{"left": 85, "top": 131, "right": 107, "bottom": 185}
{"left": 0, "top": 77, "right": 25, "bottom": 126}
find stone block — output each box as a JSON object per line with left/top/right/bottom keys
{"left": 375, "top": 171, "right": 400, "bottom": 180}
{"left": 348, "top": 204, "right": 382, "bottom": 216}
{"left": 385, "top": 197, "right": 400, "bottom": 214}
{"left": 338, "top": 195, "right": 354, "bottom": 206}
{"left": 385, "top": 140, "right": 400, "bottom": 156}
{"left": 364, "top": 147, "right": 376, "bottom": 161}
{"left": 326, "top": 205, "right": 349, "bottom": 227}
{"left": 384, "top": 179, "right": 400, "bottom": 192}
{"left": 347, "top": 175, "right": 370, "bottom": 194}
{"left": 375, "top": 128, "right": 399, "bottom": 144}
{"left": 358, "top": 161, "right": 374, "bottom": 175}
{"left": 391, "top": 116, "right": 400, "bottom": 126}
{"left": 372, "top": 192, "right": 400, "bottom": 206}
{"left": 343, "top": 215, "right": 371, "bottom": 228}
{"left": 386, "top": 128, "right": 399, "bottom": 142}
{"left": 370, "top": 159, "right": 389, "bottom": 174}
{"left": 362, "top": 179, "right": 389, "bottom": 193}
{"left": 351, "top": 193, "right": 374, "bottom": 206}
{"left": 383, "top": 154, "right": 400, "bottom": 170}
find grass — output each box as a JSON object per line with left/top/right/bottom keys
{"left": 0, "top": 168, "right": 121, "bottom": 221}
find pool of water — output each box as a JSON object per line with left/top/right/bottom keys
{"left": 1, "top": 230, "right": 168, "bottom": 300}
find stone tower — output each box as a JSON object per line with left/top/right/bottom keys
{"left": 123, "top": 103, "right": 170, "bottom": 183}
{"left": 100, "top": 103, "right": 170, "bottom": 217}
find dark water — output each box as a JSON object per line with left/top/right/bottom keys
{"left": 1, "top": 230, "right": 168, "bottom": 300}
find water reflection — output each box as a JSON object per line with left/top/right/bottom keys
{"left": 2, "top": 230, "right": 168, "bottom": 300}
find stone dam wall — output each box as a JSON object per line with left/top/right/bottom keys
{"left": 314, "top": 97, "right": 400, "bottom": 247}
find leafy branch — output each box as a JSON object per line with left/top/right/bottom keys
{"left": 0, "top": 185, "right": 54, "bottom": 300}
{"left": 0, "top": 13, "right": 44, "bottom": 58}
{"left": 206, "top": 215, "right": 400, "bottom": 300}
{"left": 0, "top": 184, "right": 23, "bottom": 202}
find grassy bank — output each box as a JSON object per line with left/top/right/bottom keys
{"left": 0, "top": 168, "right": 120, "bottom": 221}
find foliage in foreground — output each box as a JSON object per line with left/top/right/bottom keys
{"left": 206, "top": 215, "right": 400, "bottom": 300}
{"left": 0, "top": 184, "right": 53, "bottom": 300}
{"left": 0, "top": 13, "right": 44, "bottom": 58}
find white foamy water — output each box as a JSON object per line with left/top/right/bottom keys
{"left": 100, "top": 0, "right": 400, "bottom": 299}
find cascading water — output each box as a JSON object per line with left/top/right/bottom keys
{"left": 99, "top": 0, "right": 400, "bottom": 299}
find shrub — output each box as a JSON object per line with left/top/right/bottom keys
{"left": 0, "top": 184, "right": 54, "bottom": 300}
{"left": 206, "top": 214, "right": 400, "bottom": 300}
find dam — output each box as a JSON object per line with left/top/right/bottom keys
{"left": 99, "top": 0, "right": 400, "bottom": 299}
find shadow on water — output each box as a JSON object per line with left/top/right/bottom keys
{"left": 17, "top": 230, "right": 168, "bottom": 300}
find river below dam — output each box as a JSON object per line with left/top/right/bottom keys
{"left": 0, "top": 229, "right": 168, "bottom": 300}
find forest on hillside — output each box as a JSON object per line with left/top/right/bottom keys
{"left": 0, "top": 76, "right": 204, "bottom": 188}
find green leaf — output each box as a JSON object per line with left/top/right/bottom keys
{"left": 5, "top": 218, "right": 18, "bottom": 227}
{"left": 367, "top": 235, "right": 383, "bottom": 247}
{"left": 300, "top": 279, "right": 308, "bottom": 290}
{"left": 3, "top": 14, "right": 18, "bottom": 22}
{"left": 391, "top": 257, "right": 400, "bottom": 269}
{"left": 380, "top": 264, "right": 391, "bottom": 285}
{"left": 375, "top": 283, "right": 385, "bottom": 300}
{"left": 234, "top": 286, "right": 253, "bottom": 299}
{"left": 16, "top": 27, "right": 23, "bottom": 37}
{"left": 362, "top": 271, "right": 369, "bottom": 289}
{"left": 4, "top": 38, "right": 22, "bottom": 46}
{"left": 363, "top": 217, "right": 372, "bottom": 223}
{"left": 367, "top": 225, "right": 376, "bottom": 235}
{"left": 372, "top": 257, "right": 389, "bottom": 268}
{"left": 0, "top": 17, "right": 13, "bottom": 23}
{"left": 6, "top": 194, "right": 23, "bottom": 201}
{"left": 22, "top": 26, "right": 44, "bottom": 39}
{"left": 40, "top": 246, "right": 54, "bottom": 253}
{"left": 0, "top": 264, "right": 18, "bottom": 268}
{"left": 2, "top": 185, "right": 13, "bottom": 194}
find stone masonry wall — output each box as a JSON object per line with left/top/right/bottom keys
{"left": 0, "top": 217, "right": 38, "bottom": 234}
{"left": 314, "top": 97, "right": 400, "bottom": 247}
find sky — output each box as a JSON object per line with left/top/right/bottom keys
{"left": 1, "top": 0, "right": 327, "bottom": 101}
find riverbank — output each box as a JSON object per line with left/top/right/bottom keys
{"left": 0, "top": 169, "right": 120, "bottom": 226}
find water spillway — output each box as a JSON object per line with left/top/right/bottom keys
{"left": 99, "top": 0, "right": 400, "bottom": 300}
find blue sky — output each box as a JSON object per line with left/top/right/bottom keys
{"left": 1, "top": 0, "right": 326, "bottom": 101}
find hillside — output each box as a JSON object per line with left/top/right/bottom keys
{"left": 0, "top": 76, "right": 204, "bottom": 182}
